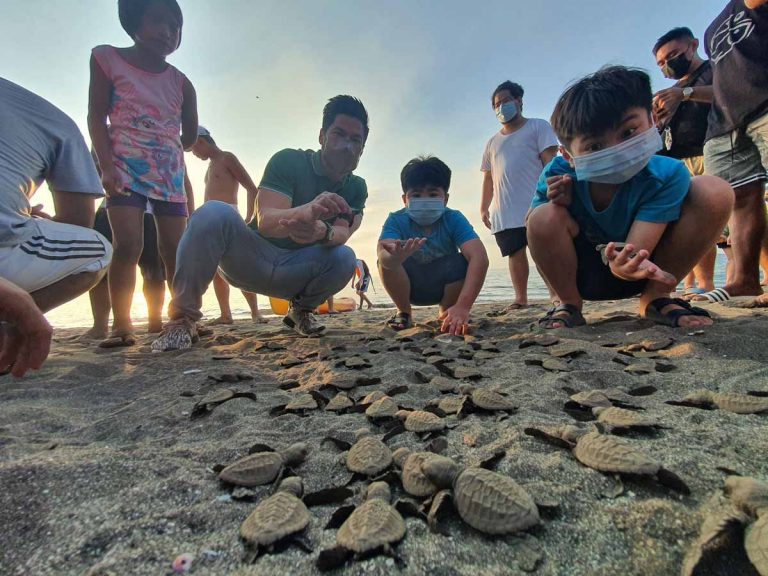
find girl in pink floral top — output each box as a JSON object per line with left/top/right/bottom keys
{"left": 88, "top": 0, "right": 198, "bottom": 347}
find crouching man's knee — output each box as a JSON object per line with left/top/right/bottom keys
{"left": 330, "top": 245, "right": 357, "bottom": 279}
{"left": 527, "top": 203, "right": 579, "bottom": 241}
{"left": 689, "top": 175, "right": 735, "bottom": 218}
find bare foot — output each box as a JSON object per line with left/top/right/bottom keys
{"left": 504, "top": 302, "right": 528, "bottom": 313}
{"left": 147, "top": 322, "right": 163, "bottom": 334}
{"left": 206, "top": 316, "right": 234, "bottom": 326}
{"left": 81, "top": 327, "right": 108, "bottom": 340}
{"left": 742, "top": 293, "right": 768, "bottom": 308}
{"left": 252, "top": 314, "right": 269, "bottom": 324}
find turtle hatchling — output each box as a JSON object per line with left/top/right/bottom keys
{"left": 316, "top": 482, "right": 406, "bottom": 571}
{"left": 396, "top": 409, "right": 446, "bottom": 433}
{"left": 592, "top": 406, "right": 664, "bottom": 433}
{"left": 219, "top": 442, "right": 308, "bottom": 487}
{"left": 240, "top": 476, "right": 312, "bottom": 562}
{"left": 683, "top": 476, "right": 768, "bottom": 576}
{"left": 190, "top": 388, "right": 257, "bottom": 419}
{"left": 458, "top": 385, "right": 518, "bottom": 415}
{"left": 346, "top": 429, "right": 393, "bottom": 477}
{"left": 668, "top": 390, "right": 768, "bottom": 414}
{"left": 325, "top": 393, "right": 354, "bottom": 413}
{"left": 365, "top": 396, "right": 399, "bottom": 420}
{"left": 392, "top": 447, "right": 439, "bottom": 498}
{"left": 419, "top": 455, "right": 540, "bottom": 535}
{"left": 524, "top": 425, "right": 689, "bottom": 494}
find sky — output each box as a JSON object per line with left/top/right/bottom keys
{"left": 2, "top": 0, "right": 726, "bottom": 270}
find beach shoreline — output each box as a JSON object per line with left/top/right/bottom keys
{"left": 2, "top": 298, "right": 767, "bottom": 576}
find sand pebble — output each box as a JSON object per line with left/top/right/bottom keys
{"left": 183, "top": 369, "right": 202, "bottom": 375}
{"left": 172, "top": 553, "right": 194, "bottom": 573}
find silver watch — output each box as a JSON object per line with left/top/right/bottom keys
{"left": 682, "top": 87, "right": 694, "bottom": 101}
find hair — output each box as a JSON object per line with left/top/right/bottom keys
{"left": 198, "top": 134, "right": 216, "bottom": 146}
{"left": 118, "top": 0, "right": 183, "bottom": 44}
{"left": 491, "top": 81, "right": 524, "bottom": 105}
{"left": 322, "top": 95, "right": 370, "bottom": 140}
{"left": 652, "top": 27, "right": 695, "bottom": 55}
{"left": 550, "top": 66, "right": 652, "bottom": 147}
{"left": 400, "top": 155, "right": 452, "bottom": 193}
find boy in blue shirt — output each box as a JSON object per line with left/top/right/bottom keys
{"left": 378, "top": 156, "right": 489, "bottom": 335}
{"left": 527, "top": 66, "right": 733, "bottom": 329}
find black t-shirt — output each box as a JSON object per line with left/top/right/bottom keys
{"left": 705, "top": 1, "right": 768, "bottom": 140}
{"left": 661, "top": 61, "right": 713, "bottom": 159}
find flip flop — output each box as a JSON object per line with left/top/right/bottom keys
{"left": 503, "top": 303, "right": 529, "bottom": 313}
{"left": 98, "top": 332, "right": 137, "bottom": 349}
{"left": 538, "top": 304, "right": 586, "bottom": 329}
{"left": 691, "top": 287, "right": 731, "bottom": 303}
{"left": 644, "top": 297, "right": 711, "bottom": 327}
{"left": 386, "top": 311, "right": 413, "bottom": 331}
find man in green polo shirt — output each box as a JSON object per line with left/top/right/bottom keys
{"left": 152, "top": 96, "right": 369, "bottom": 349}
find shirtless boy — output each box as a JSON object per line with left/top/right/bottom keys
{"left": 191, "top": 126, "right": 266, "bottom": 323}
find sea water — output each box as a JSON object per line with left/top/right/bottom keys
{"left": 45, "top": 254, "right": 731, "bottom": 330}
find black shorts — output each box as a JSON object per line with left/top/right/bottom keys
{"left": 402, "top": 253, "right": 468, "bottom": 306}
{"left": 94, "top": 208, "right": 166, "bottom": 283}
{"left": 494, "top": 227, "right": 528, "bottom": 257}
{"left": 575, "top": 234, "right": 646, "bottom": 301}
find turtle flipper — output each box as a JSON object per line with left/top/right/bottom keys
{"left": 316, "top": 546, "right": 352, "bottom": 572}
{"left": 657, "top": 468, "right": 691, "bottom": 495}
{"left": 325, "top": 504, "right": 356, "bottom": 529}
{"left": 427, "top": 489, "right": 453, "bottom": 535}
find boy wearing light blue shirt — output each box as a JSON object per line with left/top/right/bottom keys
{"left": 378, "top": 156, "right": 489, "bottom": 335}
{"left": 527, "top": 66, "right": 733, "bottom": 329}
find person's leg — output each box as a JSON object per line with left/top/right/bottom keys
{"left": 84, "top": 277, "right": 111, "bottom": 339}
{"left": 143, "top": 279, "right": 165, "bottom": 333}
{"left": 362, "top": 293, "right": 373, "bottom": 309}
{"left": 327, "top": 296, "right": 337, "bottom": 314}
{"left": 211, "top": 271, "right": 233, "bottom": 324}
{"left": 683, "top": 271, "right": 696, "bottom": 291}
{"left": 106, "top": 206, "right": 145, "bottom": 337}
{"left": 761, "top": 228, "right": 768, "bottom": 286}
{"left": 724, "top": 246, "right": 734, "bottom": 285}
{"left": 726, "top": 181, "right": 765, "bottom": 296}
{"left": 153, "top": 214, "right": 187, "bottom": 291}
{"left": 440, "top": 280, "right": 465, "bottom": 314}
{"left": 694, "top": 245, "right": 717, "bottom": 291}
{"left": 357, "top": 291, "right": 364, "bottom": 310}
{"left": 639, "top": 175, "right": 733, "bottom": 326}
{"left": 242, "top": 290, "right": 267, "bottom": 323}
{"left": 508, "top": 249, "right": 529, "bottom": 307}
{"left": 31, "top": 270, "right": 107, "bottom": 313}
{"left": 378, "top": 260, "right": 412, "bottom": 316}
{"left": 527, "top": 203, "right": 582, "bottom": 327}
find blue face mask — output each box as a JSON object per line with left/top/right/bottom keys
{"left": 572, "top": 126, "right": 663, "bottom": 184}
{"left": 496, "top": 101, "right": 518, "bottom": 124}
{"left": 407, "top": 198, "right": 445, "bottom": 226}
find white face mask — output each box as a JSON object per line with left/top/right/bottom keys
{"left": 572, "top": 126, "right": 663, "bottom": 184}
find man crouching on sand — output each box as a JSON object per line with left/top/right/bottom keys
{"left": 152, "top": 96, "right": 369, "bottom": 350}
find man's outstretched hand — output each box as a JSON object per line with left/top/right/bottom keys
{"left": 604, "top": 242, "right": 677, "bottom": 285}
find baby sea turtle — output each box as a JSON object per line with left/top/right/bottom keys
{"left": 683, "top": 476, "right": 768, "bottom": 576}
{"left": 240, "top": 476, "right": 312, "bottom": 562}
{"left": 396, "top": 409, "right": 446, "bottom": 433}
{"left": 420, "top": 455, "right": 540, "bottom": 535}
{"left": 190, "top": 388, "right": 257, "bottom": 419}
{"left": 563, "top": 388, "right": 641, "bottom": 421}
{"left": 346, "top": 429, "right": 394, "bottom": 477}
{"left": 316, "top": 482, "right": 406, "bottom": 571}
{"left": 365, "top": 396, "right": 399, "bottom": 420}
{"left": 457, "top": 385, "right": 518, "bottom": 416}
{"left": 325, "top": 393, "right": 354, "bottom": 413}
{"left": 427, "top": 395, "right": 466, "bottom": 415}
{"left": 668, "top": 390, "right": 768, "bottom": 414}
{"left": 524, "top": 425, "right": 689, "bottom": 494}
{"left": 392, "top": 447, "right": 439, "bottom": 498}
{"left": 219, "top": 442, "right": 308, "bottom": 487}
{"left": 592, "top": 406, "right": 665, "bottom": 434}
{"left": 269, "top": 391, "right": 327, "bottom": 417}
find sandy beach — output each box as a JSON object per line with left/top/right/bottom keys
{"left": 1, "top": 298, "right": 767, "bottom": 576}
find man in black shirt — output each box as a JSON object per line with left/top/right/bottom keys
{"left": 699, "top": 0, "right": 768, "bottom": 305}
{"left": 653, "top": 27, "right": 718, "bottom": 297}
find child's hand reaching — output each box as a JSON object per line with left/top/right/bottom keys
{"left": 603, "top": 242, "right": 677, "bottom": 285}
{"left": 379, "top": 238, "right": 427, "bottom": 265}
{"left": 546, "top": 175, "right": 573, "bottom": 206}
{"left": 101, "top": 166, "right": 126, "bottom": 197}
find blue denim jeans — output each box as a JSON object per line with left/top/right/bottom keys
{"left": 169, "top": 201, "right": 357, "bottom": 321}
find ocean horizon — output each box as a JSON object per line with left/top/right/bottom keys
{"left": 45, "top": 254, "right": 732, "bottom": 331}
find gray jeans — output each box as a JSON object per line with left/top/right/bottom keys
{"left": 169, "top": 201, "right": 357, "bottom": 321}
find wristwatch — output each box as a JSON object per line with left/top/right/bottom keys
{"left": 321, "top": 221, "right": 334, "bottom": 244}
{"left": 682, "top": 87, "right": 694, "bottom": 101}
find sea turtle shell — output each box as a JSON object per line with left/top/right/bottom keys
{"left": 366, "top": 397, "right": 398, "bottom": 419}
{"left": 220, "top": 452, "right": 286, "bottom": 487}
{"left": 240, "top": 480, "right": 309, "bottom": 547}
{"left": 451, "top": 468, "right": 540, "bottom": 535}
{"left": 346, "top": 435, "right": 393, "bottom": 476}
{"left": 362, "top": 390, "right": 386, "bottom": 404}
{"left": 572, "top": 431, "right": 659, "bottom": 475}
{"left": 570, "top": 390, "right": 614, "bottom": 408}
{"left": 434, "top": 396, "right": 465, "bottom": 415}
{"left": 713, "top": 392, "right": 768, "bottom": 414}
{"left": 431, "top": 376, "right": 459, "bottom": 393}
{"left": 725, "top": 476, "right": 768, "bottom": 516}
{"left": 285, "top": 393, "right": 318, "bottom": 412}
{"left": 593, "top": 406, "right": 658, "bottom": 430}
{"left": 401, "top": 410, "right": 445, "bottom": 433}
{"left": 745, "top": 514, "right": 768, "bottom": 576}
{"left": 336, "top": 484, "right": 406, "bottom": 553}
{"left": 470, "top": 388, "right": 518, "bottom": 411}
{"left": 399, "top": 451, "right": 439, "bottom": 498}
{"left": 326, "top": 393, "right": 354, "bottom": 412}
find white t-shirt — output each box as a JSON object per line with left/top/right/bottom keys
{"left": 0, "top": 77, "right": 103, "bottom": 248}
{"left": 481, "top": 118, "right": 558, "bottom": 233}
